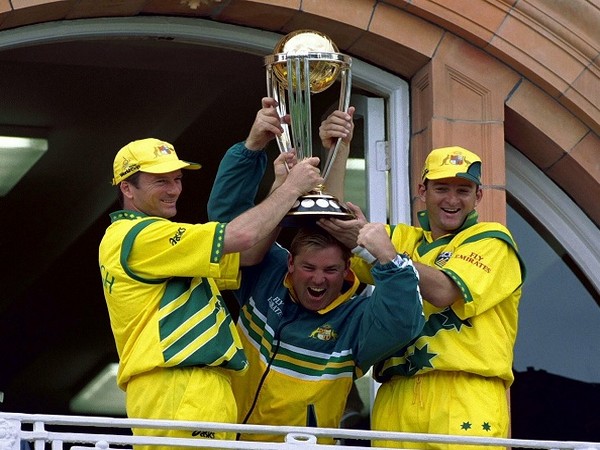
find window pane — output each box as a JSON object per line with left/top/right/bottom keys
{"left": 508, "top": 201, "right": 600, "bottom": 383}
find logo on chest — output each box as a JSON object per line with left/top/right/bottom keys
{"left": 435, "top": 251, "right": 452, "bottom": 268}
{"left": 309, "top": 323, "right": 338, "bottom": 341}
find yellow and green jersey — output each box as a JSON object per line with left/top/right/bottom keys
{"left": 352, "top": 210, "right": 525, "bottom": 387}
{"left": 99, "top": 210, "right": 247, "bottom": 389}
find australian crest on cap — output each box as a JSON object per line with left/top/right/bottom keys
{"left": 155, "top": 143, "right": 174, "bottom": 157}
{"left": 445, "top": 152, "right": 470, "bottom": 166}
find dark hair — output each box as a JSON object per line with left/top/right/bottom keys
{"left": 289, "top": 226, "right": 352, "bottom": 262}
{"left": 116, "top": 171, "right": 141, "bottom": 208}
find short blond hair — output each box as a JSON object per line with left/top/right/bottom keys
{"left": 289, "top": 226, "right": 352, "bottom": 261}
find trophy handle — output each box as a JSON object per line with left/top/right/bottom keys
{"left": 321, "top": 66, "right": 352, "bottom": 181}
{"left": 266, "top": 65, "right": 293, "bottom": 154}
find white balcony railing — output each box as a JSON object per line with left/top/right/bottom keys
{"left": 1, "top": 412, "right": 599, "bottom": 450}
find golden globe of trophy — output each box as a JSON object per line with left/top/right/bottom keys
{"left": 264, "top": 29, "right": 354, "bottom": 226}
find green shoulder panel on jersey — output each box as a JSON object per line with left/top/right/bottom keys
{"left": 121, "top": 218, "right": 168, "bottom": 284}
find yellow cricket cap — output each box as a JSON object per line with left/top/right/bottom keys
{"left": 112, "top": 138, "right": 201, "bottom": 185}
{"left": 421, "top": 146, "right": 482, "bottom": 185}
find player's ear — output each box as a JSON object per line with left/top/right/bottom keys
{"left": 475, "top": 185, "right": 483, "bottom": 206}
{"left": 417, "top": 182, "right": 427, "bottom": 202}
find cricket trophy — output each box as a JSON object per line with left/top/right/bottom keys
{"left": 264, "top": 29, "right": 354, "bottom": 226}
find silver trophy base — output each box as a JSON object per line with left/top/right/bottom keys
{"left": 280, "top": 192, "right": 355, "bottom": 227}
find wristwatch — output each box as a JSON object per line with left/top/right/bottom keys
{"left": 351, "top": 245, "right": 377, "bottom": 264}
{"left": 379, "top": 254, "right": 406, "bottom": 269}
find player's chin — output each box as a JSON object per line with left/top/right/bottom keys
{"left": 162, "top": 207, "right": 177, "bottom": 219}
{"left": 300, "top": 296, "right": 325, "bottom": 311}
{"left": 309, "top": 296, "right": 331, "bottom": 310}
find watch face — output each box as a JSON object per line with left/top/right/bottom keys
{"left": 391, "top": 254, "right": 408, "bottom": 268}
